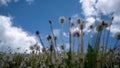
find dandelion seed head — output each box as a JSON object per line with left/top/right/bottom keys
{"left": 49, "top": 20, "right": 52, "bottom": 24}
{"left": 46, "top": 35, "right": 52, "bottom": 41}
{"left": 59, "top": 16, "right": 66, "bottom": 24}
{"left": 115, "top": 32, "right": 120, "bottom": 40}
{"left": 76, "top": 18, "right": 81, "bottom": 24}
{"left": 79, "top": 21, "right": 85, "bottom": 30}
{"left": 54, "top": 35, "right": 58, "bottom": 41}
{"left": 36, "top": 31, "right": 39, "bottom": 35}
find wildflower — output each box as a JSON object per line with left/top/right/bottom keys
{"left": 112, "top": 16, "right": 114, "bottom": 21}
{"left": 89, "top": 24, "right": 94, "bottom": 29}
{"left": 36, "top": 30, "right": 39, "bottom": 35}
{"left": 68, "top": 17, "right": 71, "bottom": 21}
{"left": 73, "top": 31, "right": 80, "bottom": 37}
{"left": 59, "top": 16, "right": 66, "bottom": 24}
{"left": 71, "top": 23, "right": 75, "bottom": 28}
{"left": 40, "top": 63, "right": 46, "bottom": 68}
{"left": 96, "top": 24, "right": 104, "bottom": 32}
{"left": 79, "top": 21, "right": 85, "bottom": 30}
{"left": 19, "top": 61, "right": 26, "bottom": 68}
{"left": 54, "top": 35, "right": 58, "bottom": 41}
{"left": 115, "top": 32, "right": 120, "bottom": 40}
{"left": 76, "top": 18, "right": 81, "bottom": 24}
{"left": 60, "top": 44, "right": 65, "bottom": 50}
{"left": 24, "top": 56, "right": 29, "bottom": 62}
{"left": 42, "top": 48, "right": 46, "bottom": 53}
{"left": 55, "top": 58, "right": 62, "bottom": 65}
{"left": 3, "top": 54, "right": 13, "bottom": 62}
{"left": 30, "top": 45, "right": 34, "bottom": 50}
{"left": 101, "top": 21, "right": 109, "bottom": 28}
{"left": 35, "top": 45, "right": 40, "bottom": 51}
{"left": 60, "top": 64, "right": 66, "bottom": 68}
{"left": 49, "top": 20, "right": 52, "bottom": 24}
{"left": 46, "top": 35, "right": 52, "bottom": 41}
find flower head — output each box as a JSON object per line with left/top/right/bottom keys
{"left": 30, "top": 46, "right": 34, "bottom": 50}
{"left": 68, "top": 17, "right": 71, "bottom": 21}
{"left": 101, "top": 21, "right": 109, "bottom": 28}
{"left": 89, "top": 24, "right": 94, "bottom": 29}
{"left": 73, "top": 31, "right": 80, "bottom": 37}
{"left": 36, "top": 31, "right": 39, "bottom": 35}
{"left": 96, "top": 24, "right": 104, "bottom": 32}
{"left": 54, "top": 35, "right": 58, "bottom": 41}
{"left": 59, "top": 16, "right": 66, "bottom": 24}
{"left": 49, "top": 20, "right": 52, "bottom": 24}
{"left": 79, "top": 21, "right": 85, "bottom": 30}
{"left": 60, "top": 44, "right": 65, "bottom": 50}
{"left": 115, "top": 32, "right": 120, "bottom": 40}
{"left": 46, "top": 35, "right": 52, "bottom": 41}
{"left": 71, "top": 23, "right": 75, "bottom": 28}
{"left": 76, "top": 18, "right": 81, "bottom": 24}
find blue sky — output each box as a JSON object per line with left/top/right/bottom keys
{"left": 0, "top": 0, "right": 120, "bottom": 52}
{"left": 0, "top": 0, "right": 81, "bottom": 34}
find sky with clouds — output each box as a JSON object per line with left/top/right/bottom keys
{"left": 0, "top": 0, "right": 120, "bottom": 52}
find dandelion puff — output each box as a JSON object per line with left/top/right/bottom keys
{"left": 24, "top": 56, "right": 29, "bottom": 62}
{"left": 79, "top": 21, "right": 85, "bottom": 30}
{"left": 46, "top": 35, "right": 52, "bottom": 41}
{"left": 73, "top": 30, "right": 80, "bottom": 37}
{"left": 36, "top": 45, "right": 40, "bottom": 51}
{"left": 36, "top": 30, "right": 39, "bottom": 35}
{"left": 40, "top": 63, "right": 46, "bottom": 68}
{"left": 115, "top": 32, "right": 120, "bottom": 40}
{"left": 3, "top": 54, "right": 13, "bottom": 62}
{"left": 49, "top": 20, "right": 52, "bottom": 24}
{"left": 59, "top": 16, "right": 66, "bottom": 24}
{"left": 19, "top": 61, "right": 26, "bottom": 68}
{"left": 30, "top": 46, "right": 34, "bottom": 51}
{"left": 54, "top": 35, "right": 58, "bottom": 41}
{"left": 60, "top": 44, "right": 65, "bottom": 50}
{"left": 96, "top": 24, "right": 104, "bottom": 32}
{"left": 76, "top": 18, "right": 81, "bottom": 24}
{"left": 89, "top": 24, "right": 94, "bottom": 29}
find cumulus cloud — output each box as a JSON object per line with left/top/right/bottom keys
{"left": 0, "top": 15, "right": 41, "bottom": 53}
{"left": 79, "top": 0, "right": 120, "bottom": 35}
{"left": 0, "top": 0, "right": 11, "bottom": 6}
{"left": 0, "top": 0, "right": 34, "bottom": 6}
{"left": 26, "top": 0, "right": 34, "bottom": 5}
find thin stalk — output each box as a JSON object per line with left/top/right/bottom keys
{"left": 37, "top": 35, "right": 46, "bottom": 53}
{"left": 113, "top": 40, "right": 119, "bottom": 50}
{"left": 61, "top": 24, "right": 65, "bottom": 45}
{"left": 78, "top": 36, "right": 81, "bottom": 54}
{"left": 68, "top": 20, "right": 72, "bottom": 53}
{"left": 73, "top": 37, "right": 75, "bottom": 53}
{"left": 81, "top": 30, "right": 84, "bottom": 68}
{"left": 102, "top": 29, "right": 105, "bottom": 47}
{"left": 88, "top": 30, "right": 92, "bottom": 45}
{"left": 49, "top": 22, "right": 57, "bottom": 53}
{"left": 105, "top": 26, "right": 111, "bottom": 52}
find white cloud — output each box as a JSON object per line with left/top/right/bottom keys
{"left": 26, "top": 0, "right": 34, "bottom": 5}
{"left": 0, "top": 0, "right": 34, "bottom": 6}
{"left": 0, "top": 15, "right": 41, "bottom": 53}
{"left": 79, "top": 0, "right": 120, "bottom": 35}
{"left": 80, "top": 0, "right": 97, "bottom": 17}
{"left": 0, "top": 0, "right": 11, "bottom": 6}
